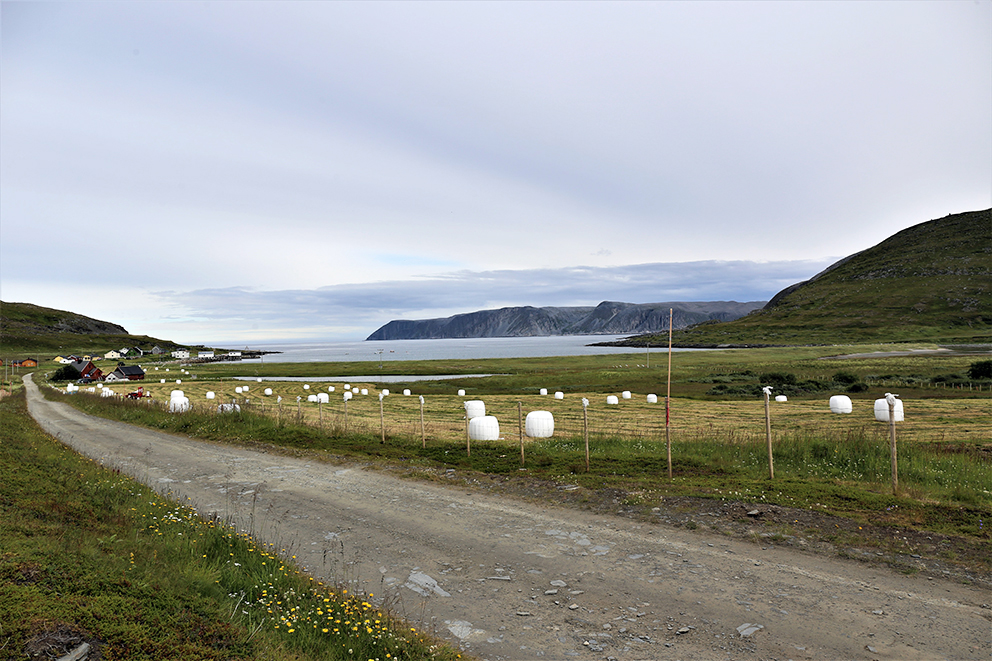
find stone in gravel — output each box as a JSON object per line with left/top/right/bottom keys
{"left": 516, "top": 611, "right": 532, "bottom": 616}
{"left": 569, "top": 603, "right": 579, "bottom": 610}
{"left": 676, "top": 627, "right": 691, "bottom": 634}
{"left": 545, "top": 589, "right": 559, "bottom": 595}
{"left": 550, "top": 579, "right": 568, "bottom": 587}
{"left": 736, "top": 623, "right": 763, "bottom": 637}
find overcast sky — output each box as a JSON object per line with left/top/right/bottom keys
{"left": 2, "top": 1, "right": 989, "bottom": 344}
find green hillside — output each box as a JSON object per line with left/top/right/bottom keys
{"left": 0, "top": 301, "right": 188, "bottom": 357}
{"left": 633, "top": 208, "right": 992, "bottom": 347}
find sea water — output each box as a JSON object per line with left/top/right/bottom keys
{"left": 239, "top": 335, "right": 692, "bottom": 364}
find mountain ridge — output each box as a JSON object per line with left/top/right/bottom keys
{"left": 366, "top": 300, "right": 765, "bottom": 340}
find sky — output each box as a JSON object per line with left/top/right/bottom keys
{"left": 2, "top": 1, "right": 989, "bottom": 345}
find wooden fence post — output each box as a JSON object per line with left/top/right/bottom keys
{"left": 763, "top": 386, "right": 774, "bottom": 479}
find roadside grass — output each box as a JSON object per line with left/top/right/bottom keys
{"left": 0, "top": 388, "right": 462, "bottom": 661}
{"left": 42, "top": 377, "right": 991, "bottom": 543}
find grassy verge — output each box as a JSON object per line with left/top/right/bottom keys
{"left": 0, "top": 387, "right": 462, "bottom": 661}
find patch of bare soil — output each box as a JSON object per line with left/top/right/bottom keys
{"left": 23, "top": 622, "right": 102, "bottom": 660}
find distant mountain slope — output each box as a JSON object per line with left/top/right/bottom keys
{"left": 623, "top": 208, "right": 992, "bottom": 347}
{"left": 0, "top": 301, "right": 185, "bottom": 355}
{"left": 366, "top": 301, "right": 765, "bottom": 340}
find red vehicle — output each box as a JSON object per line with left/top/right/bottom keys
{"left": 126, "top": 387, "right": 145, "bottom": 399}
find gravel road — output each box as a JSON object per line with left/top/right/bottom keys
{"left": 25, "top": 375, "right": 990, "bottom": 660}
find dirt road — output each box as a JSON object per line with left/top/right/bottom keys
{"left": 24, "top": 375, "right": 990, "bottom": 660}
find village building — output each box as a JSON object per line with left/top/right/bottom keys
{"left": 105, "top": 365, "right": 145, "bottom": 382}
{"left": 172, "top": 349, "right": 190, "bottom": 359}
{"left": 12, "top": 358, "right": 39, "bottom": 368}
{"left": 105, "top": 350, "right": 123, "bottom": 360}
{"left": 68, "top": 360, "right": 102, "bottom": 381}
{"left": 198, "top": 351, "right": 215, "bottom": 359}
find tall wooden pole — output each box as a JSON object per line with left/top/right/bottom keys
{"left": 666, "top": 308, "right": 673, "bottom": 480}
{"left": 379, "top": 394, "right": 385, "bottom": 444}
{"left": 583, "top": 399, "right": 590, "bottom": 472}
{"left": 466, "top": 414, "right": 471, "bottom": 457}
{"left": 888, "top": 395, "right": 898, "bottom": 495}
{"left": 763, "top": 386, "right": 774, "bottom": 479}
{"left": 518, "top": 401, "right": 524, "bottom": 466}
{"left": 420, "top": 395, "right": 426, "bottom": 448}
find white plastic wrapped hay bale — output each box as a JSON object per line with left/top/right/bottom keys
{"left": 829, "top": 395, "right": 853, "bottom": 414}
{"left": 100, "top": 388, "right": 113, "bottom": 397}
{"left": 307, "top": 394, "right": 318, "bottom": 403}
{"left": 360, "top": 388, "right": 368, "bottom": 396}
{"left": 317, "top": 392, "right": 329, "bottom": 403}
{"left": 874, "top": 396, "right": 904, "bottom": 422}
{"left": 176, "top": 379, "right": 182, "bottom": 385}
{"left": 264, "top": 388, "right": 273, "bottom": 396}
{"left": 464, "top": 400, "right": 486, "bottom": 419}
{"left": 256, "top": 378, "right": 262, "bottom": 383}
{"left": 88, "top": 387, "right": 96, "bottom": 393}
{"left": 458, "top": 389, "right": 466, "bottom": 396}
{"left": 169, "top": 396, "right": 190, "bottom": 413}
{"left": 525, "top": 411, "right": 554, "bottom": 438}
{"left": 539, "top": 388, "right": 548, "bottom": 396}
{"left": 606, "top": 395, "right": 619, "bottom": 405}
{"left": 468, "top": 415, "right": 500, "bottom": 441}
{"left": 328, "top": 386, "right": 335, "bottom": 392}
{"left": 646, "top": 394, "right": 658, "bottom": 403}
{"left": 344, "top": 384, "right": 351, "bottom": 391}
{"left": 381, "top": 389, "right": 389, "bottom": 396}
{"left": 403, "top": 389, "right": 411, "bottom": 396}
{"left": 554, "top": 391, "right": 564, "bottom": 400}
{"left": 171, "top": 390, "right": 185, "bottom": 400}
{"left": 775, "top": 395, "right": 788, "bottom": 402}
{"left": 206, "top": 391, "right": 215, "bottom": 400}
{"left": 235, "top": 386, "right": 243, "bottom": 394}
{"left": 304, "top": 384, "right": 310, "bottom": 390}
{"left": 218, "top": 403, "right": 241, "bottom": 413}
{"left": 343, "top": 391, "right": 353, "bottom": 401}
{"left": 243, "top": 385, "right": 249, "bottom": 392}
{"left": 161, "top": 379, "right": 166, "bottom": 384}
{"left": 622, "top": 391, "right": 632, "bottom": 399}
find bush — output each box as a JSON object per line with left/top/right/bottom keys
{"left": 51, "top": 365, "right": 80, "bottom": 382}
{"left": 846, "top": 382, "right": 869, "bottom": 393}
{"left": 832, "top": 371, "right": 859, "bottom": 385}
{"left": 967, "top": 360, "right": 992, "bottom": 380}
{"left": 758, "top": 372, "right": 797, "bottom": 386}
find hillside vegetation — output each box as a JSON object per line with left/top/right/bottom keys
{"left": 0, "top": 301, "right": 187, "bottom": 355}
{"left": 625, "top": 209, "right": 992, "bottom": 347}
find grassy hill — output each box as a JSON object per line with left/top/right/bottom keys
{"left": 0, "top": 301, "right": 188, "bottom": 357}
{"left": 628, "top": 208, "right": 992, "bottom": 347}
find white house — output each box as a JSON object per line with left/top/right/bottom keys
{"left": 105, "top": 350, "right": 122, "bottom": 360}
{"left": 226, "top": 351, "right": 242, "bottom": 358}
{"left": 198, "top": 351, "right": 215, "bottom": 359}
{"left": 172, "top": 349, "right": 190, "bottom": 359}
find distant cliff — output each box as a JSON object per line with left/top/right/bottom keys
{"left": 366, "top": 301, "right": 765, "bottom": 340}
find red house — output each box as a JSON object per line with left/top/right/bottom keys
{"left": 69, "top": 360, "right": 103, "bottom": 381}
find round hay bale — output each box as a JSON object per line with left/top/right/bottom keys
{"left": 874, "top": 398, "right": 904, "bottom": 422}
{"left": 646, "top": 394, "right": 658, "bottom": 403}
{"left": 468, "top": 415, "right": 500, "bottom": 441}
{"left": 829, "top": 395, "right": 853, "bottom": 414}
{"left": 606, "top": 395, "right": 619, "bottom": 405}
{"left": 464, "top": 400, "right": 486, "bottom": 419}
{"left": 525, "top": 411, "right": 554, "bottom": 438}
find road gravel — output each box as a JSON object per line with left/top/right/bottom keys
{"left": 24, "top": 375, "right": 991, "bottom": 660}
